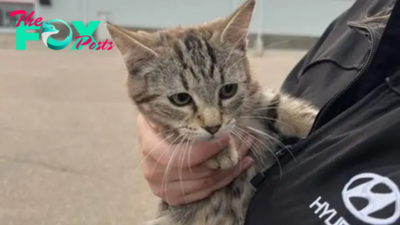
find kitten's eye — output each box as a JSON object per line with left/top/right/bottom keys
{"left": 169, "top": 93, "right": 192, "bottom": 106}
{"left": 219, "top": 83, "right": 238, "bottom": 99}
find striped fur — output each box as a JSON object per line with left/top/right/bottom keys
{"left": 106, "top": 0, "right": 319, "bottom": 224}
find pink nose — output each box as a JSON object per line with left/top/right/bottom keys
{"left": 204, "top": 125, "right": 221, "bottom": 134}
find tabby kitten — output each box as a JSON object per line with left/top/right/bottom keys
{"left": 106, "top": 0, "right": 318, "bottom": 224}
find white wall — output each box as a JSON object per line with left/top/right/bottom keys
{"left": 35, "top": 0, "right": 355, "bottom": 37}
{"left": 35, "top": 0, "right": 83, "bottom": 22}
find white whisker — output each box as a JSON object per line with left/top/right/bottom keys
{"left": 187, "top": 136, "right": 196, "bottom": 175}
{"left": 236, "top": 126, "right": 283, "bottom": 180}
{"left": 240, "top": 115, "right": 298, "bottom": 137}
{"left": 132, "top": 134, "right": 174, "bottom": 174}
{"left": 160, "top": 134, "right": 184, "bottom": 204}
{"left": 178, "top": 134, "right": 192, "bottom": 204}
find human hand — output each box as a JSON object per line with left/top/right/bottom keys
{"left": 136, "top": 114, "right": 254, "bottom": 206}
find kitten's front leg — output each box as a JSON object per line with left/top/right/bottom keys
{"left": 263, "top": 89, "right": 319, "bottom": 138}
{"left": 204, "top": 140, "right": 239, "bottom": 169}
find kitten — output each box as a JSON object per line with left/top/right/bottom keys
{"left": 106, "top": 0, "right": 318, "bottom": 224}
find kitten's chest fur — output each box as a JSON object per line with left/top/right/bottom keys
{"left": 168, "top": 142, "right": 275, "bottom": 225}
{"left": 166, "top": 163, "right": 267, "bottom": 225}
{"left": 146, "top": 89, "right": 318, "bottom": 225}
{"left": 150, "top": 110, "right": 280, "bottom": 225}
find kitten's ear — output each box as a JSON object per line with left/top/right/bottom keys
{"left": 105, "top": 23, "right": 158, "bottom": 72}
{"left": 218, "top": 0, "right": 256, "bottom": 49}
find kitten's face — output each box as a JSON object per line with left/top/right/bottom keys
{"left": 133, "top": 35, "right": 260, "bottom": 141}
{"left": 107, "top": 0, "right": 259, "bottom": 141}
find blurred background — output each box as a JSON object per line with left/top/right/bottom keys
{"left": 0, "top": 0, "right": 354, "bottom": 224}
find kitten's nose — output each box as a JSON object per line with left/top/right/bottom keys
{"left": 204, "top": 125, "right": 221, "bottom": 135}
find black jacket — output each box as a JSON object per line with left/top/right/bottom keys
{"left": 245, "top": 0, "right": 400, "bottom": 224}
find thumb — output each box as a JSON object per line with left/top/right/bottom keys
{"left": 137, "top": 114, "right": 162, "bottom": 141}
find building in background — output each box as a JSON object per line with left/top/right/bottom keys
{"left": 3, "top": 0, "right": 357, "bottom": 50}
{"left": 0, "top": 0, "right": 34, "bottom": 33}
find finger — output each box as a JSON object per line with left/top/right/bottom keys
{"left": 178, "top": 168, "right": 239, "bottom": 195}
{"left": 152, "top": 135, "right": 231, "bottom": 168}
{"left": 208, "top": 156, "right": 254, "bottom": 192}
{"left": 152, "top": 164, "right": 242, "bottom": 204}
{"left": 237, "top": 135, "right": 254, "bottom": 158}
{"left": 169, "top": 157, "right": 254, "bottom": 205}
{"left": 144, "top": 157, "right": 215, "bottom": 183}
{"left": 158, "top": 174, "right": 222, "bottom": 203}
{"left": 137, "top": 113, "right": 230, "bottom": 167}
{"left": 144, "top": 134, "right": 254, "bottom": 183}
{"left": 137, "top": 113, "right": 162, "bottom": 142}
{"left": 138, "top": 116, "right": 175, "bottom": 159}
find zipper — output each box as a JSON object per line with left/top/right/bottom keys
{"left": 275, "top": 24, "right": 377, "bottom": 173}
{"left": 308, "top": 23, "right": 377, "bottom": 134}
{"left": 250, "top": 138, "right": 300, "bottom": 188}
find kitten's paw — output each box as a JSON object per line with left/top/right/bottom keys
{"left": 204, "top": 144, "right": 239, "bottom": 169}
